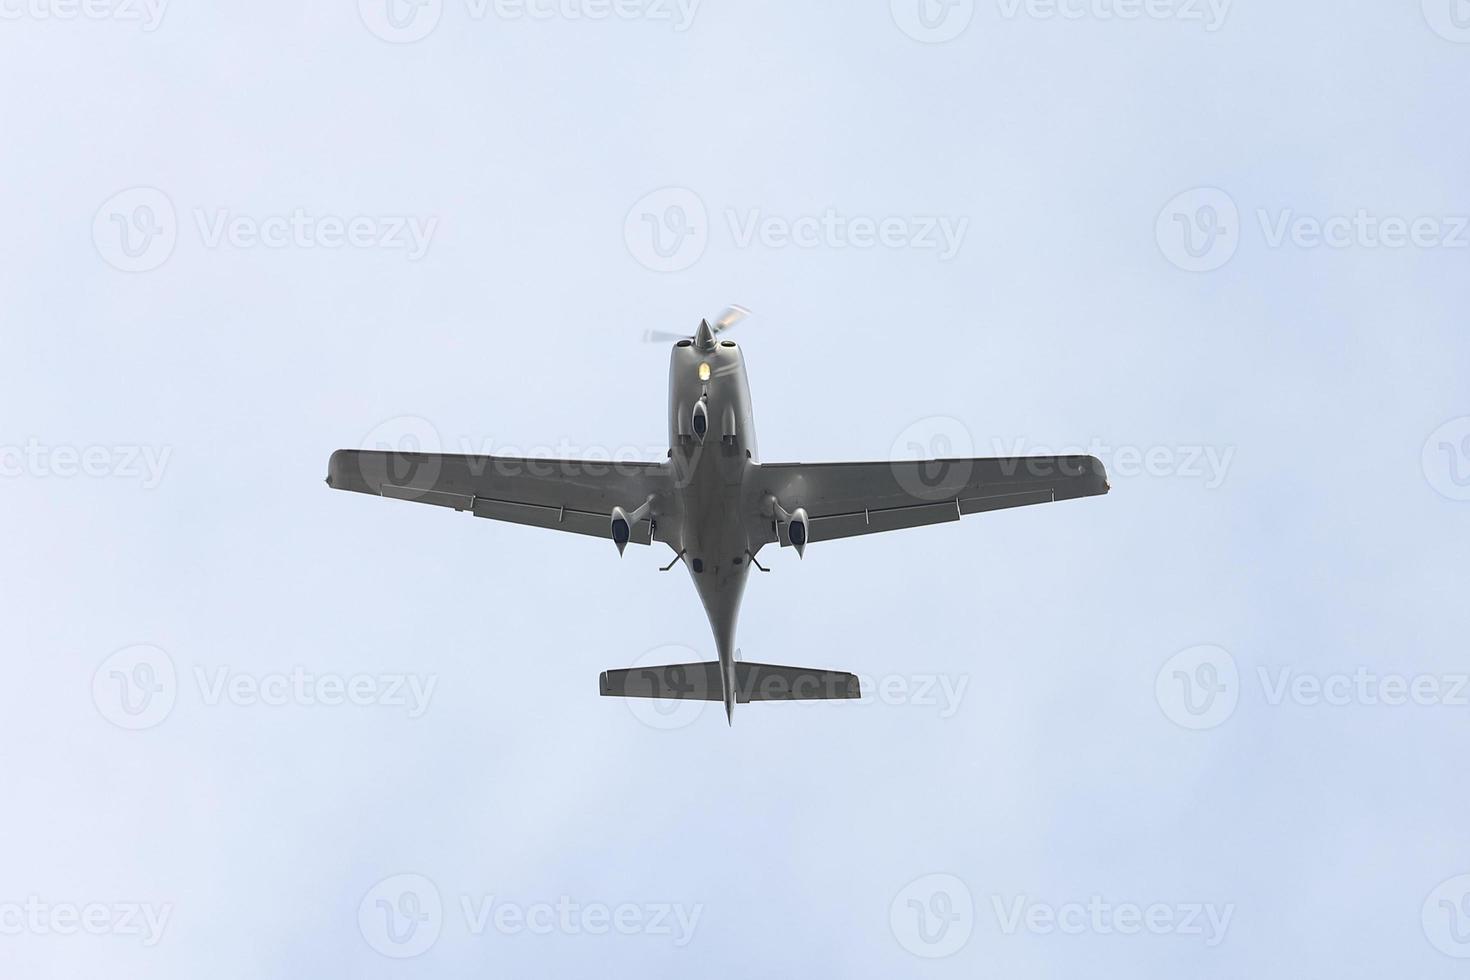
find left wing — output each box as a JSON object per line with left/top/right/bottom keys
{"left": 752, "top": 454, "right": 1108, "bottom": 547}
{"left": 326, "top": 449, "right": 670, "bottom": 544}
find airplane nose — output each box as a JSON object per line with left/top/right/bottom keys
{"left": 694, "top": 318, "right": 716, "bottom": 351}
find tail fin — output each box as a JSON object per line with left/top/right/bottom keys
{"left": 599, "top": 661, "right": 860, "bottom": 703}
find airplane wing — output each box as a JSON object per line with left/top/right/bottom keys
{"left": 325, "top": 449, "right": 671, "bottom": 545}
{"left": 754, "top": 454, "right": 1108, "bottom": 547}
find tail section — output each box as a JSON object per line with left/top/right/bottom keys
{"left": 599, "top": 660, "right": 861, "bottom": 724}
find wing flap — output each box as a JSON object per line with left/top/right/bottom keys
{"left": 472, "top": 497, "right": 652, "bottom": 543}
{"left": 381, "top": 483, "right": 475, "bottom": 510}
{"left": 328, "top": 448, "right": 667, "bottom": 545}
{"left": 778, "top": 498, "right": 962, "bottom": 545}
{"left": 759, "top": 454, "right": 1108, "bottom": 547}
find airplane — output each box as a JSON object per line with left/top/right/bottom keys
{"left": 325, "top": 307, "right": 1109, "bottom": 724}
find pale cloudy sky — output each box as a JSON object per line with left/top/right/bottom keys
{"left": 2, "top": 1, "right": 1469, "bottom": 977}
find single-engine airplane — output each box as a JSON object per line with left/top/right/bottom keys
{"left": 326, "top": 307, "right": 1109, "bottom": 724}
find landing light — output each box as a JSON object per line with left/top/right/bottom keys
{"left": 698, "top": 362, "right": 711, "bottom": 382}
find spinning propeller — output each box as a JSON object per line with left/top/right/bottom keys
{"left": 642, "top": 304, "right": 750, "bottom": 345}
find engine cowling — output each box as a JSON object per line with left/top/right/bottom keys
{"left": 788, "top": 507, "right": 809, "bottom": 559}
{"left": 610, "top": 507, "right": 631, "bottom": 556}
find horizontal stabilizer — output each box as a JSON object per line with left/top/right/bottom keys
{"left": 600, "top": 661, "right": 860, "bottom": 702}
{"left": 600, "top": 661, "right": 722, "bottom": 701}
{"left": 735, "top": 662, "right": 861, "bottom": 701}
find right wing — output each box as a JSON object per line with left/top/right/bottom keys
{"left": 326, "top": 449, "right": 671, "bottom": 545}
{"left": 753, "top": 454, "right": 1108, "bottom": 547}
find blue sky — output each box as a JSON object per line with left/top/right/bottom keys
{"left": 2, "top": 1, "right": 1469, "bottom": 976}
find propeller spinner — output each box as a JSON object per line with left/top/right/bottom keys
{"left": 642, "top": 304, "right": 750, "bottom": 345}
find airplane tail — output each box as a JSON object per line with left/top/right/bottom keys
{"left": 599, "top": 661, "right": 861, "bottom": 713}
